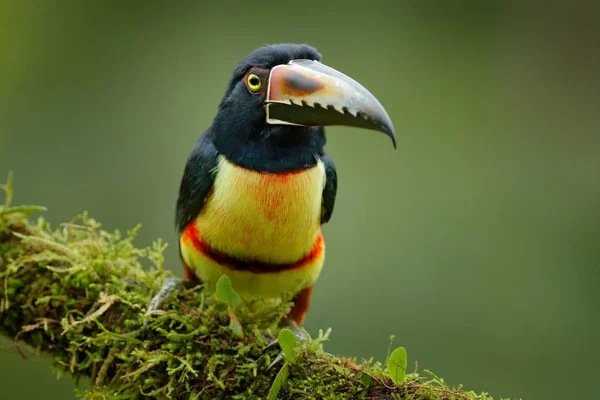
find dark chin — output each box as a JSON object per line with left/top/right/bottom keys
{"left": 213, "top": 123, "right": 326, "bottom": 173}
{"left": 261, "top": 125, "right": 324, "bottom": 147}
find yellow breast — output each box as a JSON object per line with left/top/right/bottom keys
{"left": 195, "top": 156, "right": 325, "bottom": 264}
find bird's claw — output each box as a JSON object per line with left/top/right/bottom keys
{"left": 143, "top": 277, "right": 183, "bottom": 330}
{"left": 265, "top": 323, "right": 309, "bottom": 371}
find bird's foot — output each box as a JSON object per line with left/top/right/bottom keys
{"left": 143, "top": 277, "right": 183, "bottom": 329}
{"left": 266, "top": 321, "right": 309, "bottom": 370}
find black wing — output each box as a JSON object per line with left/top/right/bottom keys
{"left": 320, "top": 151, "right": 337, "bottom": 224}
{"left": 175, "top": 134, "right": 219, "bottom": 233}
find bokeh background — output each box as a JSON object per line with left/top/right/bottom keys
{"left": 1, "top": 1, "right": 598, "bottom": 399}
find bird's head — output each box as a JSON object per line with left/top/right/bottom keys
{"left": 209, "top": 43, "right": 395, "bottom": 171}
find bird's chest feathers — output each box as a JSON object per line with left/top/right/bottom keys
{"left": 194, "top": 156, "right": 325, "bottom": 263}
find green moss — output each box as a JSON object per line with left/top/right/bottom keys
{"left": 0, "top": 175, "right": 508, "bottom": 400}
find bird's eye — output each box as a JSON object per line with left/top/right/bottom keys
{"left": 247, "top": 73, "right": 262, "bottom": 92}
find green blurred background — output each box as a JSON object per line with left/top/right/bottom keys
{"left": 1, "top": 1, "right": 598, "bottom": 399}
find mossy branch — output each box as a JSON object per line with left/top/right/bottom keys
{"left": 0, "top": 175, "right": 503, "bottom": 400}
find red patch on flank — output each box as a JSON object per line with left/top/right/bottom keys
{"left": 290, "top": 234, "right": 323, "bottom": 270}
{"left": 286, "top": 286, "right": 313, "bottom": 327}
{"left": 182, "top": 222, "right": 216, "bottom": 264}
{"left": 181, "top": 222, "right": 323, "bottom": 274}
{"left": 183, "top": 262, "right": 200, "bottom": 283}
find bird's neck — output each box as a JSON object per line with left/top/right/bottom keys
{"left": 211, "top": 125, "right": 326, "bottom": 173}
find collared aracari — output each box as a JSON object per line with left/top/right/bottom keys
{"left": 148, "top": 43, "right": 395, "bottom": 332}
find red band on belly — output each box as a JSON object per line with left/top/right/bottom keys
{"left": 182, "top": 222, "right": 323, "bottom": 273}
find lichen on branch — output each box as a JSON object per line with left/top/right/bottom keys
{"left": 0, "top": 174, "right": 502, "bottom": 400}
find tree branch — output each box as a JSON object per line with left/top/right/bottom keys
{"left": 0, "top": 176, "right": 501, "bottom": 399}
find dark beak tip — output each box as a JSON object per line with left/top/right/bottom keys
{"left": 380, "top": 120, "right": 397, "bottom": 149}
{"left": 385, "top": 125, "right": 397, "bottom": 149}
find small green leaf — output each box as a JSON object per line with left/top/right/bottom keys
{"left": 216, "top": 275, "right": 240, "bottom": 308}
{"left": 387, "top": 347, "right": 407, "bottom": 385}
{"left": 278, "top": 328, "right": 297, "bottom": 365}
{"left": 267, "top": 362, "right": 289, "bottom": 400}
{"left": 361, "top": 372, "right": 373, "bottom": 387}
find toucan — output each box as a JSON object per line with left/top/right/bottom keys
{"left": 147, "top": 43, "right": 395, "bottom": 335}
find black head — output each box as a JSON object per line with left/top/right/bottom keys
{"left": 207, "top": 43, "right": 395, "bottom": 173}
{"left": 224, "top": 43, "right": 322, "bottom": 101}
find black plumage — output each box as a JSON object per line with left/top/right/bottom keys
{"left": 175, "top": 43, "right": 338, "bottom": 235}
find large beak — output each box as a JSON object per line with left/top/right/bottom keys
{"left": 265, "top": 59, "right": 396, "bottom": 148}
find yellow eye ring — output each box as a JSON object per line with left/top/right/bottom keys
{"left": 247, "top": 73, "right": 262, "bottom": 92}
